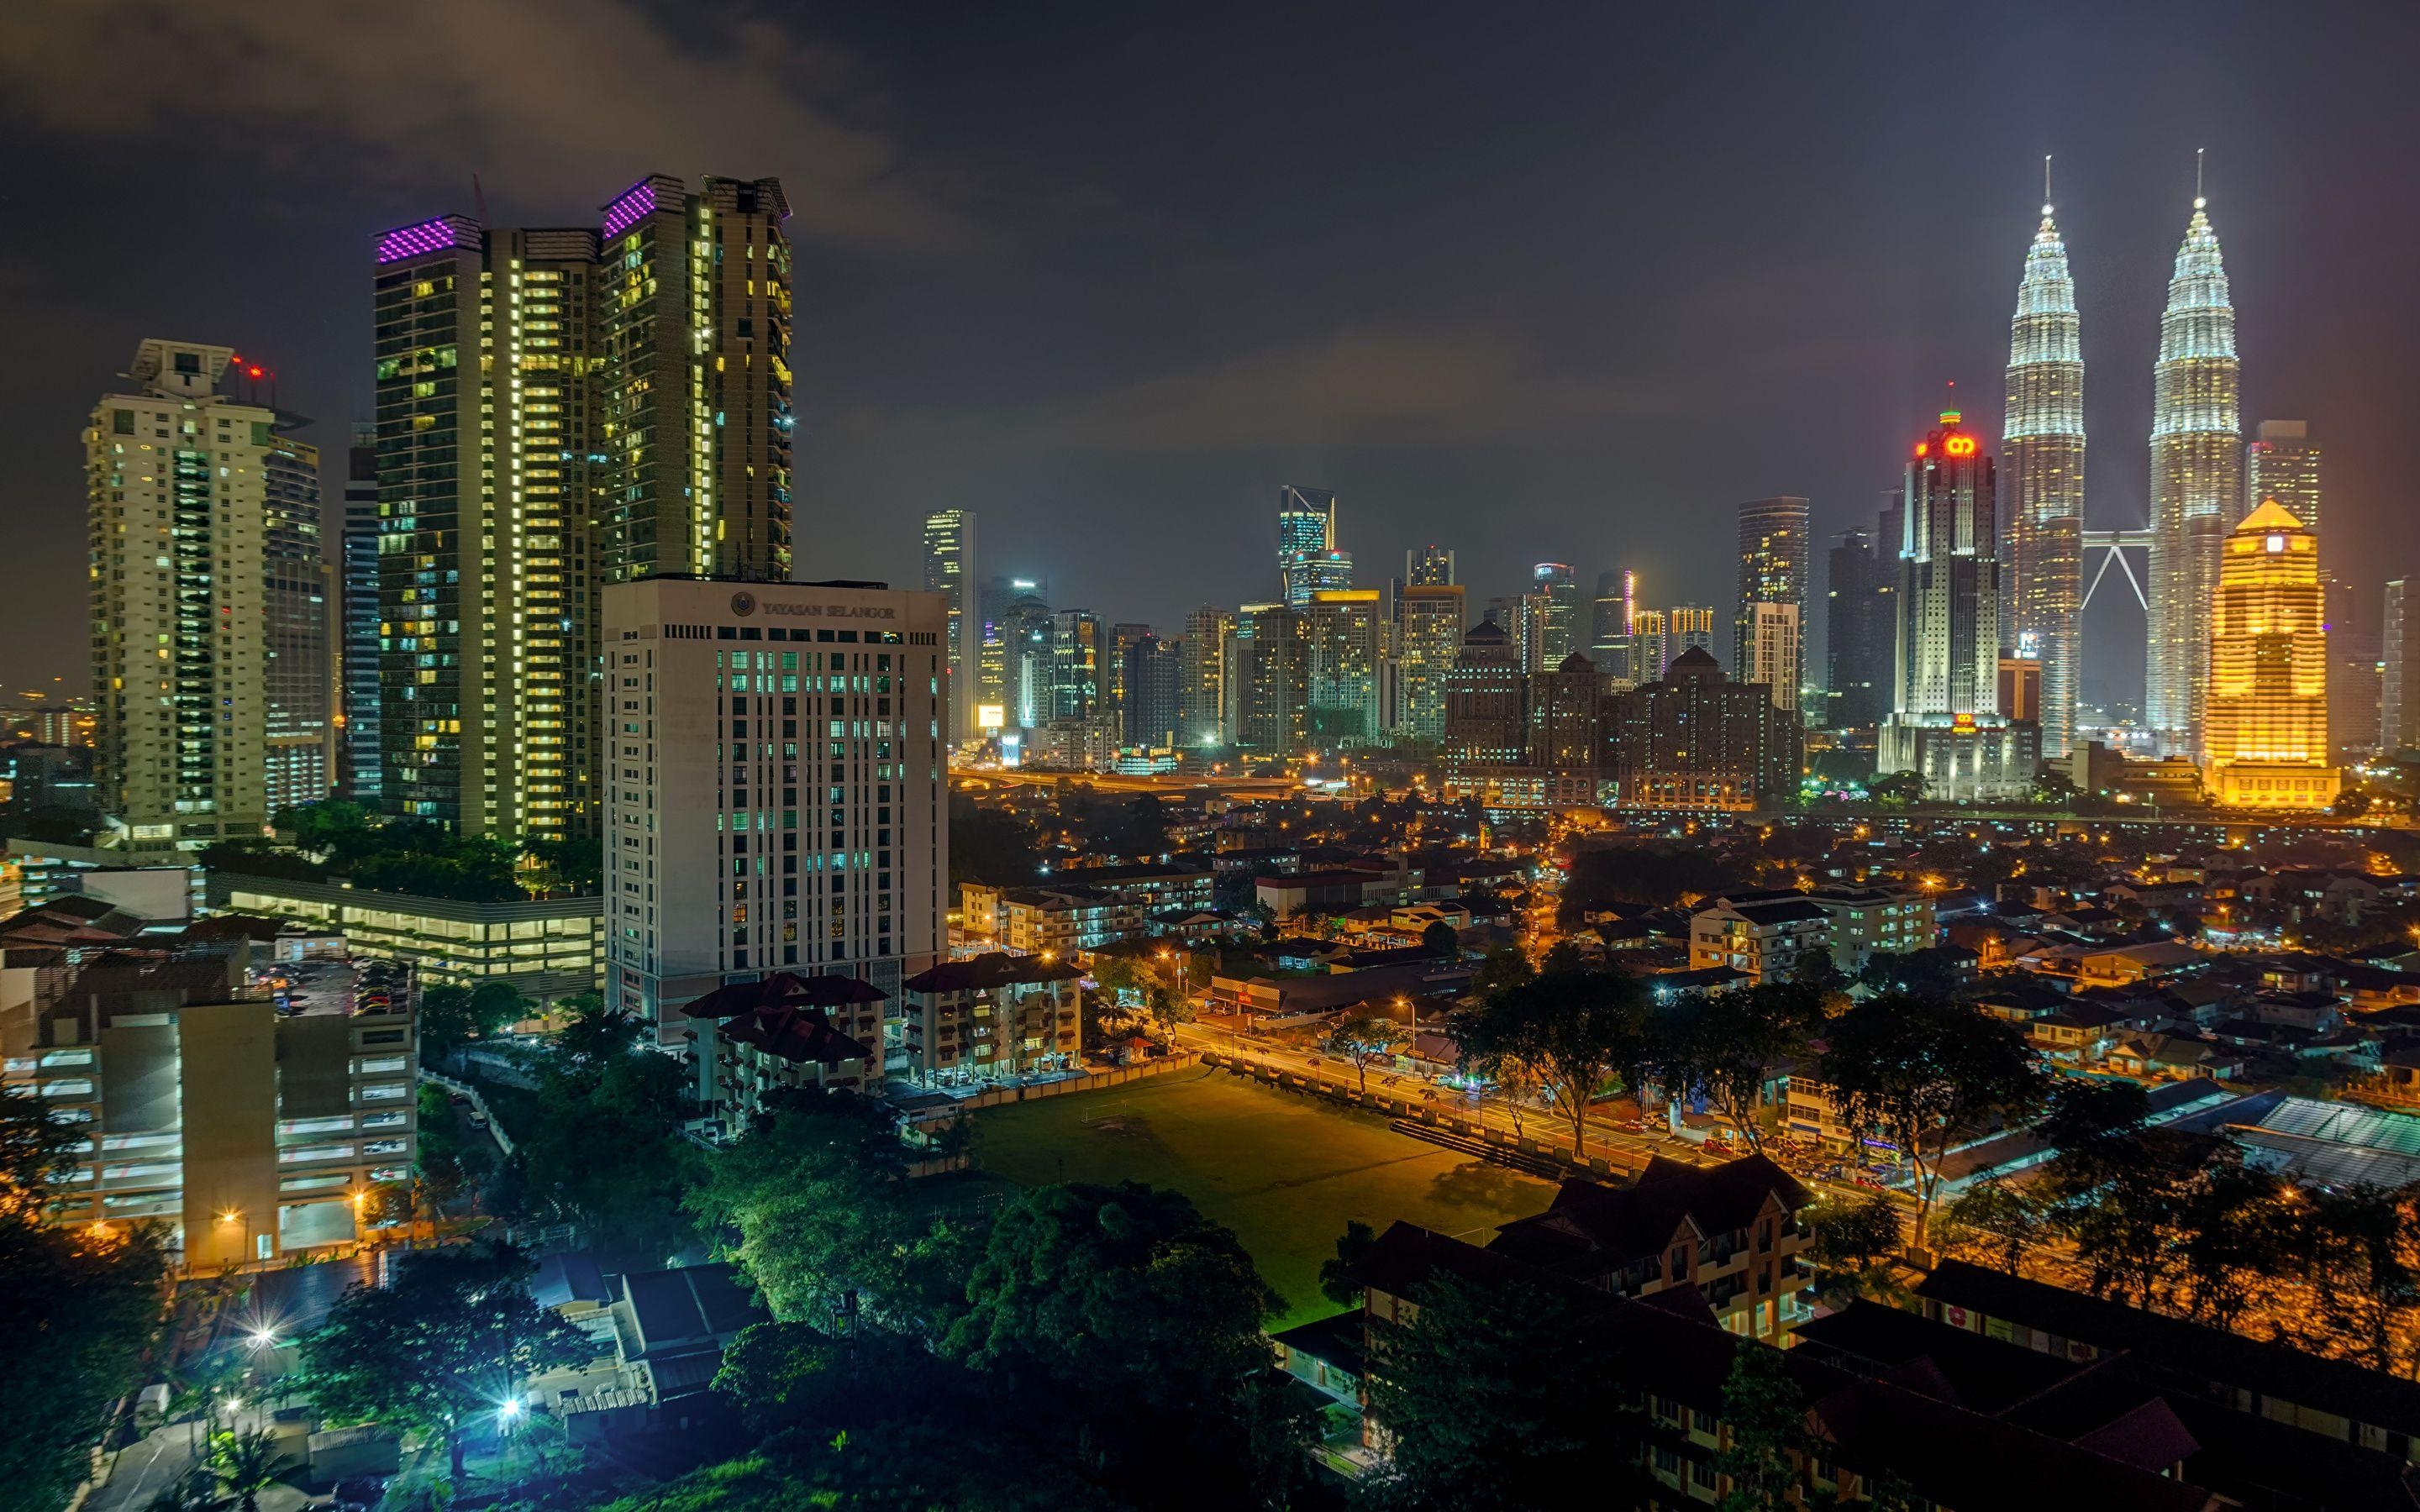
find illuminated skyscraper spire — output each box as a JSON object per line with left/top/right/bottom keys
{"left": 2002, "top": 158, "right": 2085, "bottom": 759}
{"left": 2146, "top": 158, "right": 2243, "bottom": 759}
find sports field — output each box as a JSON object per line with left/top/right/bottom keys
{"left": 971, "top": 1065, "right": 1557, "bottom": 1328}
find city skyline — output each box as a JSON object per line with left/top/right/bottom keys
{"left": 4, "top": 7, "right": 2417, "bottom": 706}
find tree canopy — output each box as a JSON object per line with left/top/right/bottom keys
{"left": 1455, "top": 963, "right": 1651, "bottom": 1157}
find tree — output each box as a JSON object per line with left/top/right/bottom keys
{"left": 1646, "top": 983, "right": 1819, "bottom": 1152}
{"left": 1470, "top": 942, "right": 1535, "bottom": 995}
{"left": 1318, "top": 1219, "right": 1377, "bottom": 1307}
{"left": 297, "top": 1240, "right": 591, "bottom": 1483}
{"left": 502, "top": 1027, "right": 702, "bottom": 1264}
{"left": 1323, "top": 1012, "right": 1407, "bottom": 1095}
{"left": 2028, "top": 769, "right": 2082, "bottom": 809}
{"left": 690, "top": 1090, "right": 967, "bottom": 1325}
{"left": 1855, "top": 945, "right": 1975, "bottom": 999}
{"left": 1819, "top": 992, "right": 2043, "bottom": 1240}
{"left": 949, "top": 793, "right": 1041, "bottom": 888}
{"left": 1868, "top": 770, "right": 1928, "bottom": 806}
{"left": 1421, "top": 919, "right": 1460, "bottom": 958}
{"left": 944, "top": 1182, "right": 1313, "bottom": 1509}
{"left": 1360, "top": 1269, "right": 1650, "bottom": 1510}
{"left": 0, "top": 1093, "right": 171, "bottom": 1512}
{"left": 208, "top": 1425, "right": 285, "bottom": 1512}
{"left": 1712, "top": 1342, "right": 1807, "bottom": 1512}
{"left": 1937, "top": 1176, "right": 2051, "bottom": 1274}
{"left": 1802, "top": 1192, "right": 1907, "bottom": 1304}
{"left": 1455, "top": 965, "right": 1651, "bottom": 1158}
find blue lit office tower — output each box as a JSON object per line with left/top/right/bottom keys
{"left": 1529, "top": 563, "right": 1581, "bottom": 665}
{"left": 1589, "top": 569, "right": 1634, "bottom": 675}
{"left": 1278, "top": 486, "right": 1350, "bottom": 606}
{"left": 2002, "top": 186, "right": 2086, "bottom": 759}
{"left": 341, "top": 423, "right": 381, "bottom": 803}
{"left": 922, "top": 510, "right": 978, "bottom": 738}
{"left": 2146, "top": 183, "right": 2243, "bottom": 759}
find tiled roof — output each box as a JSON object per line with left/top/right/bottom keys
{"left": 902, "top": 953, "right": 1084, "bottom": 993}
{"left": 682, "top": 971, "right": 888, "bottom": 1019}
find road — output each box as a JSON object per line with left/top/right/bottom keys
{"left": 1173, "top": 1016, "right": 1709, "bottom": 1173}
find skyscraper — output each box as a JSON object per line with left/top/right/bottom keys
{"left": 1050, "top": 610, "right": 1104, "bottom": 722}
{"left": 1588, "top": 569, "right": 1634, "bottom": 678}
{"left": 1000, "top": 592, "right": 1055, "bottom": 733}
{"left": 601, "top": 576, "right": 947, "bottom": 1044}
{"left": 374, "top": 172, "right": 787, "bottom": 840}
{"left": 1744, "top": 602, "right": 1801, "bottom": 713}
{"left": 2245, "top": 421, "right": 2321, "bottom": 544}
{"left": 1880, "top": 412, "right": 2035, "bottom": 798}
{"left": 1277, "top": 486, "right": 1348, "bottom": 606}
{"left": 1181, "top": 605, "right": 1235, "bottom": 747}
{"left": 596, "top": 174, "right": 795, "bottom": 584}
{"left": 1628, "top": 609, "right": 1670, "bottom": 683}
{"left": 1733, "top": 497, "right": 1809, "bottom": 696}
{"left": 2002, "top": 191, "right": 2086, "bottom": 759}
{"left": 374, "top": 217, "right": 601, "bottom": 837}
{"left": 1304, "top": 589, "right": 1384, "bottom": 743}
{"left": 1231, "top": 603, "right": 1307, "bottom": 758}
{"left": 975, "top": 574, "right": 1042, "bottom": 732}
{"left": 1121, "top": 632, "right": 1184, "bottom": 750}
{"left": 1530, "top": 563, "right": 1581, "bottom": 666}
{"left": 921, "top": 510, "right": 978, "bottom": 739}
{"left": 88, "top": 340, "right": 279, "bottom": 853}
{"left": 262, "top": 430, "right": 330, "bottom": 814}
{"left": 340, "top": 423, "right": 382, "bottom": 804}
{"left": 1669, "top": 606, "right": 1717, "bottom": 666}
{"left": 2204, "top": 502, "right": 2336, "bottom": 809}
{"left": 2385, "top": 580, "right": 2417, "bottom": 756}
{"left": 1406, "top": 544, "right": 1457, "bottom": 587}
{"left": 2146, "top": 187, "right": 2243, "bottom": 760}
{"left": 1824, "top": 528, "right": 1895, "bottom": 732}
{"left": 1107, "top": 622, "right": 1153, "bottom": 741}
{"left": 1393, "top": 584, "right": 1466, "bottom": 743}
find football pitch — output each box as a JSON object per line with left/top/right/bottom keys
{"left": 971, "top": 1065, "right": 1558, "bottom": 1329}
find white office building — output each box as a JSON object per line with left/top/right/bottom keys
{"left": 602, "top": 577, "right": 950, "bottom": 1071}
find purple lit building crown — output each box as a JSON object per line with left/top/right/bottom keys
{"left": 375, "top": 215, "right": 480, "bottom": 265}
{"left": 603, "top": 175, "right": 684, "bottom": 242}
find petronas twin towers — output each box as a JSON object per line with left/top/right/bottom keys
{"left": 1997, "top": 166, "right": 2242, "bottom": 761}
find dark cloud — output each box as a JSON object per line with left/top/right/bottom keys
{"left": 0, "top": 0, "right": 956, "bottom": 247}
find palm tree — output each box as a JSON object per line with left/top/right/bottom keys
{"left": 142, "top": 1464, "right": 221, "bottom": 1512}
{"left": 208, "top": 1426, "right": 283, "bottom": 1512}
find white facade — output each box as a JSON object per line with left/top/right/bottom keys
{"left": 602, "top": 578, "right": 950, "bottom": 1057}
{"left": 88, "top": 341, "right": 278, "bottom": 854}
{"left": 1746, "top": 601, "right": 1801, "bottom": 713}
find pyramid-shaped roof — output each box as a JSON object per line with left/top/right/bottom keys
{"left": 2235, "top": 498, "right": 2306, "bottom": 534}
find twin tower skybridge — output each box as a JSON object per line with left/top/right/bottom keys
{"left": 2081, "top": 528, "right": 2153, "bottom": 612}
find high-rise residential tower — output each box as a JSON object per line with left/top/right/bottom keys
{"left": 373, "top": 216, "right": 600, "bottom": 837}
{"left": 1744, "top": 602, "right": 1801, "bottom": 714}
{"left": 1669, "top": 606, "right": 1717, "bottom": 666}
{"left": 1733, "top": 497, "right": 1809, "bottom": 697}
{"left": 2203, "top": 502, "right": 2336, "bottom": 808}
{"left": 1879, "top": 412, "right": 2035, "bottom": 798}
{"left": 1407, "top": 544, "right": 1456, "bottom": 587}
{"left": 2385, "top": 580, "right": 2417, "bottom": 756}
{"left": 2002, "top": 189, "right": 2086, "bottom": 759}
{"left": 1825, "top": 528, "right": 1896, "bottom": 732}
{"left": 1121, "top": 632, "right": 1184, "bottom": 749}
{"left": 1049, "top": 611, "right": 1103, "bottom": 722}
{"left": 1304, "top": 589, "right": 1384, "bottom": 744}
{"left": 1393, "top": 584, "right": 1465, "bottom": 743}
{"left": 1628, "top": 609, "right": 1670, "bottom": 683}
{"left": 921, "top": 510, "right": 978, "bottom": 739}
{"left": 373, "top": 173, "right": 786, "bottom": 840}
{"left": 262, "top": 431, "right": 330, "bottom": 814}
{"left": 2146, "top": 186, "right": 2243, "bottom": 760}
{"left": 1589, "top": 569, "right": 1635, "bottom": 677}
{"left": 1181, "top": 605, "right": 1235, "bottom": 747}
{"left": 596, "top": 175, "right": 795, "bottom": 584}
{"left": 340, "top": 423, "right": 382, "bottom": 804}
{"left": 1231, "top": 602, "right": 1308, "bottom": 758}
{"left": 2245, "top": 421, "right": 2321, "bottom": 545}
{"left": 88, "top": 340, "right": 278, "bottom": 853}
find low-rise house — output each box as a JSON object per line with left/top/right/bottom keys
{"left": 1255, "top": 867, "right": 1414, "bottom": 921}
{"left": 2105, "top": 1032, "right": 2245, "bottom": 1082}
{"left": 1486, "top": 1156, "right": 1813, "bottom": 1340}
{"left": 681, "top": 973, "right": 886, "bottom": 1118}
{"left": 526, "top": 1259, "right": 771, "bottom": 1439}
{"left": 1805, "top": 886, "right": 1936, "bottom": 974}
{"left": 1687, "top": 897, "right": 1829, "bottom": 985}
{"left": 898, "top": 952, "right": 1083, "bottom": 1084}
{"left": 997, "top": 886, "right": 1145, "bottom": 955}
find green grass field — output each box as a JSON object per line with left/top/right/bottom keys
{"left": 971, "top": 1066, "right": 1557, "bottom": 1328}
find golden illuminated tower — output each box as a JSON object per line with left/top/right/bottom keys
{"left": 2203, "top": 500, "right": 2337, "bottom": 809}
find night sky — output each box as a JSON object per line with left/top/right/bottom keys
{"left": 6, "top": 2, "right": 2417, "bottom": 710}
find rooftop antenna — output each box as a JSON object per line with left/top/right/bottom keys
{"left": 2043, "top": 154, "right": 2053, "bottom": 214}
{"left": 2195, "top": 147, "right": 2206, "bottom": 209}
